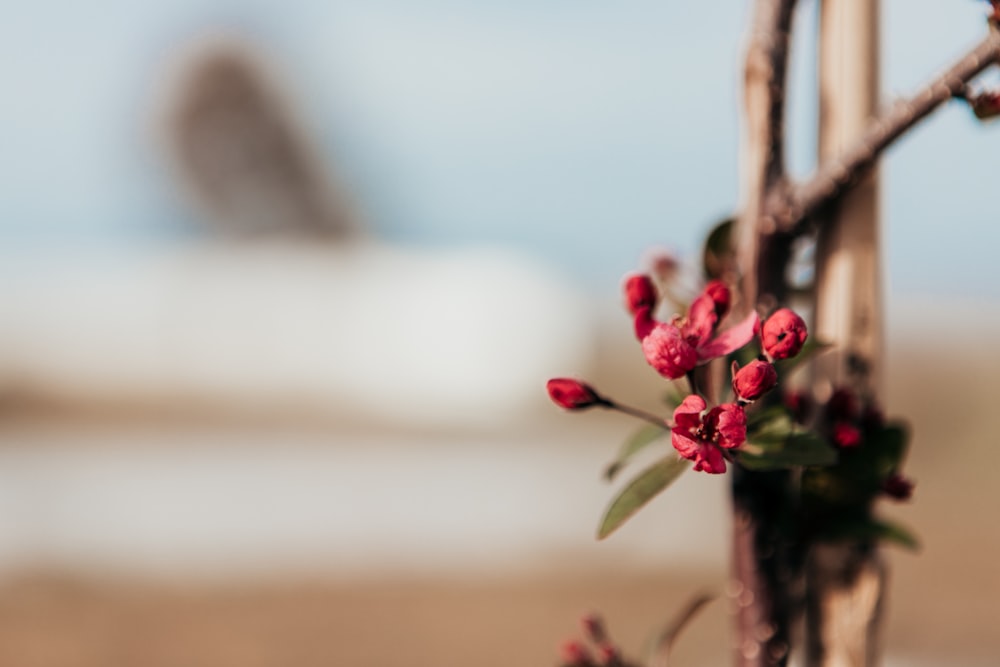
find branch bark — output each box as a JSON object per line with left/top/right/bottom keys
{"left": 735, "top": 0, "right": 798, "bottom": 310}
{"left": 766, "top": 26, "right": 1000, "bottom": 235}
{"left": 732, "top": 2, "right": 799, "bottom": 667}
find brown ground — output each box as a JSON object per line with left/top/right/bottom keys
{"left": 0, "top": 337, "right": 996, "bottom": 666}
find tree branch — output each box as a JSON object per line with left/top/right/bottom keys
{"left": 732, "top": 2, "right": 799, "bottom": 666}
{"left": 767, "top": 27, "right": 1000, "bottom": 234}
{"left": 735, "top": 0, "right": 798, "bottom": 309}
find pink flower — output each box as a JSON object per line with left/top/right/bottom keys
{"left": 671, "top": 395, "right": 746, "bottom": 474}
{"left": 622, "top": 274, "right": 658, "bottom": 315}
{"left": 638, "top": 283, "right": 760, "bottom": 380}
{"left": 641, "top": 324, "right": 699, "bottom": 379}
{"left": 732, "top": 359, "right": 778, "bottom": 402}
{"left": 761, "top": 308, "right": 808, "bottom": 360}
{"left": 547, "top": 378, "right": 605, "bottom": 411}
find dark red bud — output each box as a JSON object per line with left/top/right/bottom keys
{"left": 732, "top": 359, "right": 778, "bottom": 402}
{"left": 761, "top": 308, "right": 808, "bottom": 360}
{"left": 882, "top": 473, "right": 914, "bottom": 501}
{"left": 547, "top": 378, "right": 604, "bottom": 411}
{"left": 623, "top": 274, "right": 658, "bottom": 316}
{"left": 784, "top": 390, "right": 813, "bottom": 424}
{"left": 826, "top": 388, "right": 858, "bottom": 422}
{"left": 581, "top": 614, "right": 608, "bottom": 644}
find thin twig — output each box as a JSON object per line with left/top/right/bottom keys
{"left": 768, "top": 27, "right": 1000, "bottom": 235}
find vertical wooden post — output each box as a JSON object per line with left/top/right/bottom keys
{"left": 809, "top": 1, "right": 886, "bottom": 666}
{"left": 814, "top": 0, "right": 882, "bottom": 396}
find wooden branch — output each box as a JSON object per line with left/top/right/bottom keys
{"left": 731, "top": 2, "right": 799, "bottom": 666}
{"left": 807, "top": 1, "right": 884, "bottom": 665}
{"left": 765, "top": 26, "right": 1000, "bottom": 235}
{"left": 735, "top": 0, "right": 798, "bottom": 308}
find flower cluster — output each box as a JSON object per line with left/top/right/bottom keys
{"left": 546, "top": 269, "right": 816, "bottom": 476}
{"left": 633, "top": 278, "right": 759, "bottom": 380}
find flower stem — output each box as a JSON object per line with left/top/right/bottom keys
{"left": 602, "top": 399, "right": 671, "bottom": 430}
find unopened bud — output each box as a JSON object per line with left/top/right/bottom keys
{"left": 703, "top": 280, "right": 731, "bottom": 318}
{"left": 761, "top": 308, "right": 808, "bottom": 360}
{"left": 832, "top": 421, "right": 862, "bottom": 449}
{"left": 882, "top": 473, "right": 914, "bottom": 501}
{"left": 970, "top": 91, "right": 1000, "bottom": 120}
{"left": 732, "top": 360, "right": 778, "bottom": 402}
{"left": 622, "top": 274, "right": 658, "bottom": 316}
{"left": 547, "top": 378, "right": 605, "bottom": 411}
{"left": 581, "top": 614, "right": 608, "bottom": 644}
{"left": 560, "top": 640, "right": 595, "bottom": 666}
{"left": 784, "top": 390, "right": 813, "bottom": 424}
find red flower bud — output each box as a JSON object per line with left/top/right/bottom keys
{"left": 547, "top": 379, "right": 605, "bottom": 410}
{"left": 826, "top": 388, "right": 858, "bottom": 422}
{"left": 622, "top": 274, "right": 658, "bottom": 315}
{"left": 703, "top": 280, "right": 731, "bottom": 318}
{"left": 581, "top": 614, "right": 608, "bottom": 644}
{"left": 784, "top": 390, "right": 813, "bottom": 424}
{"left": 882, "top": 473, "right": 914, "bottom": 501}
{"left": 595, "top": 644, "right": 621, "bottom": 666}
{"left": 732, "top": 359, "right": 778, "bottom": 402}
{"left": 970, "top": 90, "right": 1000, "bottom": 120}
{"left": 761, "top": 308, "right": 808, "bottom": 360}
{"left": 832, "top": 421, "right": 862, "bottom": 448}
{"left": 642, "top": 246, "right": 680, "bottom": 282}
{"left": 560, "top": 640, "right": 595, "bottom": 666}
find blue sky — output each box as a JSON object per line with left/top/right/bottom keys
{"left": 1, "top": 0, "right": 997, "bottom": 298}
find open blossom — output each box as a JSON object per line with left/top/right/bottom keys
{"left": 732, "top": 359, "right": 778, "bottom": 402}
{"left": 638, "top": 282, "right": 759, "bottom": 379}
{"left": 622, "top": 274, "right": 658, "bottom": 315}
{"left": 671, "top": 395, "right": 746, "bottom": 474}
{"left": 547, "top": 378, "right": 605, "bottom": 411}
{"left": 761, "top": 308, "right": 808, "bottom": 360}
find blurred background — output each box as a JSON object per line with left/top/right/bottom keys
{"left": 0, "top": 0, "right": 998, "bottom": 665}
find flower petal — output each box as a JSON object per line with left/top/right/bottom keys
{"left": 642, "top": 323, "right": 698, "bottom": 379}
{"left": 696, "top": 311, "right": 760, "bottom": 361}
{"left": 671, "top": 430, "right": 702, "bottom": 460}
{"left": 682, "top": 293, "right": 718, "bottom": 346}
{"left": 693, "top": 445, "right": 727, "bottom": 474}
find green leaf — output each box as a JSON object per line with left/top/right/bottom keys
{"left": 869, "top": 518, "right": 920, "bottom": 551}
{"left": 746, "top": 403, "right": 790, "bottom": 429}
{"left": 775, "top": 338, "right": 832, "bottom": 376}
{"left": 649, "top": 592, "right": 716, "bottom": 665}
{"left": 702, "top": 217, "right": 735, "bottom": 280}
{"left": 604, "top": 423, "right": 671, "bottom": 481}
{"left": 819, "top": 517, "right": 920, "bottom": 551}
{"left": 746, "top": 409, "right": 794, "bottom": 445}
{"left": 866, "top": 422, "right": 910, "bottom": 477}
{"left": 738, "top": 432, "right": 837, "bottom": 471}
{"left": 598, "top": 456, "right": 689, "bottom": 540}
{"left": 661, "top": 383, "right": 687, "bottom": 410}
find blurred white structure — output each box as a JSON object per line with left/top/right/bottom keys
{"left": 0, "top": 242, "right": 595, "bottom": 429}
